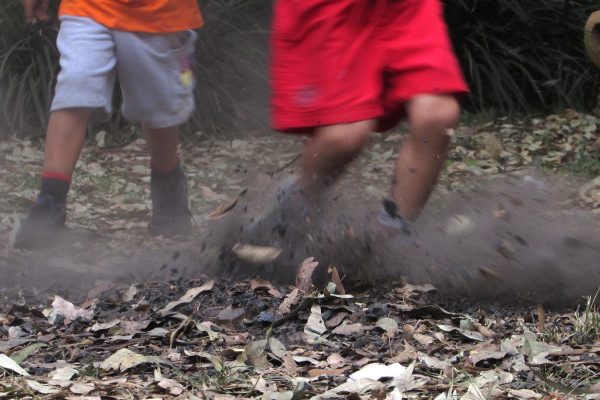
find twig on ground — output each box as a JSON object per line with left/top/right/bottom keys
{"left": 266, "top": 153, "right": 301, "bottom": 177}
{"left": 271, "top": 296, "right": 314, "bottom": 328}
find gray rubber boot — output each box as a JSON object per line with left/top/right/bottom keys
{"left": 148, "top": 165, "right": 193, "bottom": 237}
{"left": 14, "top": 194, "right": 67, "bottom": 249}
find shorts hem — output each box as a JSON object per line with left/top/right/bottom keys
{"left": 397, "top": 87, "right": 470, "bottom": 104}
{"left": 50, "top": 101, "right": 111, "bottom": 121}
{"left": 377, "top": 87, "right": 469, "bottom": 132}
{"left": 131, "top": 109, "right": 194, "bottom": 129}
{"left": 273, "top": 105, "right": 383, "bottom": 133}
{"left": 50, "top": 100, "right": 110, "bottom": 113}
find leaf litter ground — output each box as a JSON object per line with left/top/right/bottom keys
{"left": 1, "top": 110, "right": 600, "bottom": 398}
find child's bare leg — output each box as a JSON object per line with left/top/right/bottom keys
{"left": 300, "top": 120, "right": 375, "bottom": 191}
{"left": 247, "top": 120, "right": 374, "bottom": 240}
{"left": 391, "top": 94, "right": 460, "bottom": 220}
{"left": 143, "top": 125, "right": 180, "bottom": 172}
{"left": 143, "top": 125, "right": 192, "bottom": 236}
{"left": 43, "top": 108, "right": 90, "bottom": 176}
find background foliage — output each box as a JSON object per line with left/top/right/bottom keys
{"left": 0, "top": 1, "right": 59, "bottom": 138}
{"left": 0, "top": 0, "right": 598, "bottom": 139}
{"left": 445, "top": 0, "right": 600, "bottom": 113}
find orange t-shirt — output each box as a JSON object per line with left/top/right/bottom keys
{"left": 59, "top": 0, "right": 204, "bottom": 33}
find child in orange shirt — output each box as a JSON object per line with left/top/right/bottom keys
{"left": 16, "top": 0, "right": 204, "bottom": 248}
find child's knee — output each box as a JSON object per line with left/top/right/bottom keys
{"left": 409, "top": 95, "right": 461, "bottom": 132}
{"left": 315, "top": 121, "right": 373, "bottom": 154}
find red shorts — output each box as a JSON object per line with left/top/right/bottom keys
{"left": 270, "top": 0, "right": 469, "bottom": 133}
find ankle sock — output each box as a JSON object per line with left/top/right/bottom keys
{"left": 381, "top": 198, "right": 412, "bottom": 232}
{"left": 151, "top": 165, "right": 185, "bottom": 184}
{"left": 40, "top": 172, "right": 71, "bottom": 204}
{"left": 383, "top": 198, "right": 403, "bottom": 219}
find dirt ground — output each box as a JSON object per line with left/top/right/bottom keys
{"left": 1, "top": 111, "right": 600, "bottom": 398}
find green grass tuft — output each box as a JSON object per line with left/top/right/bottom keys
{"left": 566, "top": 150, "right": 600, "bottom": 177}
{"left": 572, "top": 289, "right": 600, "bottom": 345}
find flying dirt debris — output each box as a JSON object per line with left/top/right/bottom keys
{"left": 209, "top": 170, "right": 600, "bottom": 307}
{"left": 2, "top": 168, "right": 599, "bottom": 308}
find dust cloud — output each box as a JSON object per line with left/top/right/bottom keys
{"left": 2, "top": 170, "right": 599, "bottom": 307}
{"left": 207, "top": 170, "right": 600, "bottom": 307}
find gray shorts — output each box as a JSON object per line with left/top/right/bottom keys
{"left": 52, "top": 16, "right": 198, "bottom": 129}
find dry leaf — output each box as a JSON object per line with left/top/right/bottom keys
{"left": 386, "top": 388, "right": 404, "bottom": 400}
{"left": 419, "top": 354, "right": 451, "bottom": 370}
{"left": 482, "top": 132, "right": 503, "bottom": 160}
{"left": 157, "top": 378, "right": 185, "bottom": 396}
{"left": 461, "top": 384, "right": 486, "bottom": 400}
{"left": 413, "top": 333, "right": 435, "bottom": 346}
{"left": 244, "top": 340, "right": 269, "bottom": 369}
{"left": 123, "top": 284, "right": 138, "bottom": 302}
{"left": 325, "top": 311, "right": 349, "bottom": 329}
{"left": 468, "top": 345, "right": 507, "bottom": 365}
{"left": 278, "top": 288, "right": 301, "bottom": 315}
{"left": 536, "top": 304, "right": 545, "bottom": 332}
{"left": 327, "top": 353, "right": 347, "bottom": 366}
{"left": 47, "top": 296, "right": 94, "bottom": 325}
{"left": 207, "top": 188, "right": 246, "bottom": 219}
{"left": 49, "top": 366, "right": 78, "bottom": 381}
{"left": 195, "top": 321, "right": 220, "bottom": 341}
{"left": 282, "top": 352, "right": 298, "bottom": 373}
{"left": 250, "top": 278, "right": 283, "bottom": 298}
{"left": 332, "top": 322, "right": 367, "bottom": 336}
{"left": 216, "top": 306, "right": 245, "bottom": 323}
{"left": 437, "top": 324, "right": 485, "bottom": 342}
{"left": 10, "top": 342, "right": 46, "bottom": 364}
{"left": 305, "top": 304, "right": 327, "bottom": 342}
{"left": 473, "top": 322, "right": 497, "bottom": 339}
{"left": 160, "top": 280, "right": 214, "bottom": 313}
{"left": 26, "top": 380, "right": 60, "bottom": 395}
{"left": 349, "top": 363, "right": 407, "bottom": 381}
{"left": 232, "top": 243, "right": 282, "bottom": 265}
{"left": 296, "top": 257, "right": 320, "bottom": 292}
{"left": 267, "top": 338, "right": 287, "bottom": 360}
{"left": 292, "top": 355, "right": 321, "bottom": 366}
{"left": 70, "top": 382, "right": 96, "bottom": 395}
{"left": 444, "top": 214, "right": 475, "bottom": 235}
{"left": 99, "top": 348, "right": 150, "bottom": 372}
{"left": 320, "top": 378, "right": 384, "bottom": 398}
{"left": 507, "top": 389, "right": 543, "bottom": 399}
{"left": 376, "top": 317, "right": 399, "bottom": 338}
{"left": 328, "top": 265, "right": 345, "bottom": 295}
{"left": 521, "top": 332, "right": 564, "bottom": 365}
{"left": 590, "top": 382, "right": 600, "bottom": 394}
{"left": 0, "top": 354, "right": 29, "bottom": 376}
{"left": 396, "top": 283, "right": 436, "bottom": 294}
{"left": 90, "top": 319, "right": 120, "bottom": 332}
